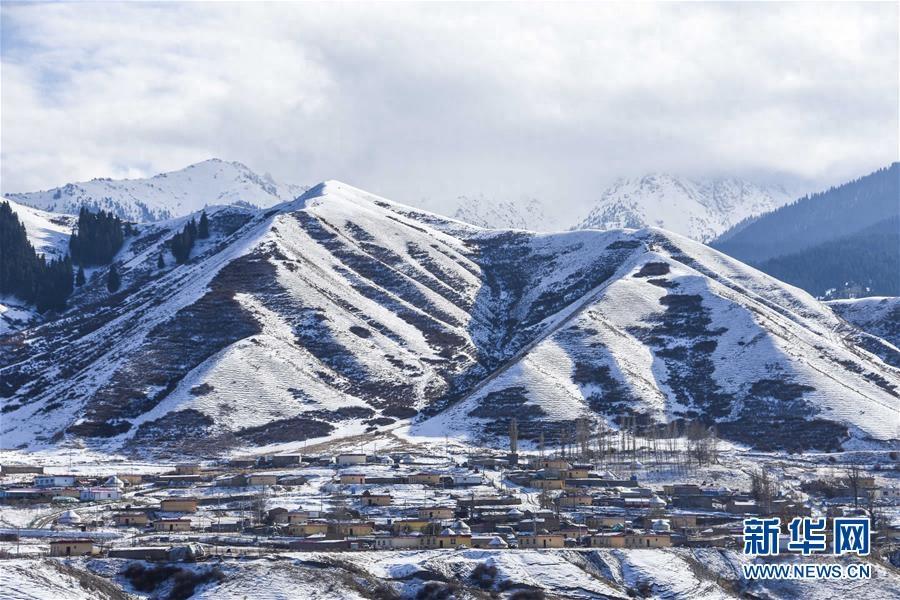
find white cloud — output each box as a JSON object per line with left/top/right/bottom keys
{"left": 1, "top": 2, "right": 897, "bottom": 214}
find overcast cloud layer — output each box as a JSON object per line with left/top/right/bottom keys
{"left": 1, "top": 2, "right": 897, "bottom": 214}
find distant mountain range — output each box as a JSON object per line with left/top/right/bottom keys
{"left": 6, "top": 158, "right": 306, "bottom": 222}
{"left": 574, "top": 174, "right": 794, "bottom": 242}
{"left": 1, "top": 181, "right": 896, "bottom": 456}
{"left": 713, "top": 164, "right": 899, "bottom": 299}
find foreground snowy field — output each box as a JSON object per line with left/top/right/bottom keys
{"left": 3, "top": 548, "right": 899, "bottom": 600}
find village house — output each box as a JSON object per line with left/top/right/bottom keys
{"left": 408, "top": 472, "right": 442, "bottom": 486}
{"left": 157, "top": 474, "right": 207, "bottom": 487}
{"left": 49, "top": 539, "right": 96, "bottom": 557}
{"left": 339, "top": 473, "right": 366, "bottom": 485}
{"left": 174, "top": 464, "right": 200, "bottom": 475}
{"left": 450, "top": 473, "right": 484, "bottom": 486}
{"left": 278, "top": 475, "right": 309, "bottom": 486}
{"left": 564, "top": 465, "right": 592, "bottom": 479}
{"left": 115, "top": 473, "right": 143, "bottom": 486}
{"left": 160, "top": 497, "right": 199, "bottom": 513}
{"left": 154, "top": 518, "right": 192, "bottom": 532}
{"left": 113, "top": 512, "right": 150, "bottom": 526}
{"left": 228, "top": 458, "right": 258, "bottom": 469}
{"left": 1, "top": 464, "right": 44, "bottom": 475}
{"left": 207, "top": 516, "right": 247, "bottom": 533}
{"left": 80, "top": 487, "right": 122, "bottom": 501}
{"left": 284, "top": 510, "right": 311, "bottom": 525}
{"left": 336, "top": 453, "right": 367, "bottom": 466}
{"left": 357, "top": 491, "right": 391, "bottom": 506}
{"left": 422, "top": 528, "right": 471, "bottom": 549}
{"left": 517, "top": 531, "right": 565, "bottom": 548}
{"left": 531, "top": 458, "right": 570, "bottom": 470}
{"left": 391, "top": 519, "right": 430, "bottom": 534}
{"left": 591, "top": 532, "right": 673, "bottom": 548}
{"left": 586, "top": 516, "right": 627, "bottom": 530}
{"left": 221, "top": 473, "right": 278, "bottom": 487}
{"left": 558, "top": 493, "right": 593, "bottom": 507}
{"left": 288, "top": 521, "right": 329, "bottom": 536}
{"left": 330, "top": 521, "right": 375, "bottom": 537}
{"left": 267, "top": 454, "right": 303, "bottom": 467}
{"left": 725, "top": 499, "right": 760, "bottom": 515}
{"left": 371, "top": 533, "right": 424, "bottom": 550}
{"left": 530, "top": 477, "right": 565, "bottom": 490}
{"left": 417, "top": 506, "right": 454, "bottom": 520}
{"left": 35, "top": 474, "right": 78, "bottom": 488}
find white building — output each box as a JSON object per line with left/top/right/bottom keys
{"left": 57, "top": 510, "right": 83, "bottom": 526}
{"left": 336, "top": 453, "right": 367, "bottom": 466}
{"left": 35, "top": 475, "right": 77, "bottom": 488}
{"left": 80, "top": 487, "right": 122, "bottom": 501}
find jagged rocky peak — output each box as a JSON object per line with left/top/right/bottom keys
{"left": 0, "top": 181, "right": 896, "bottom": 456}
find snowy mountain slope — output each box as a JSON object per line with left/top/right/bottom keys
{"left": 420, "top": 195, "right": 563, "bottom": 232}
{"left": 6, "top": 159, "right": 306, "bottom": 223}
{"left": 414, "top": 229, "right": 900, "bottom": 450}
{"left": 0, "top": 182, "right": 896, "bottom": 455}
{"left": 0, "top": 199, "right": 75, "bottom": 335}
{"left": 3, "top": 197, "right": 74, "bottom": 259}
{"left": 575, "top": 174, "right": 794, "bottom": 242}
{"left": 828, "top": 297, "right": 900, "bottom": 349}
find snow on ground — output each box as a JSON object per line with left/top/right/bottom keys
{"left": 3, "top": 197, "right": 74, "bottom": 259}
{"left": 0, "top": 559, "right": 105, "bottom": 600}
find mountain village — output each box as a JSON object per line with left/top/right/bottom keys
{"left": 2, "top": 419, "right": 897, "bottom": 569}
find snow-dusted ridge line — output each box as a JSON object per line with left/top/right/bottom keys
{"left": 1, "top": 180, "right": 897, "bottom": 454}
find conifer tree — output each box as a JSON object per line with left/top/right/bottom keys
{"left": 198, "top": 211, "right": 210, "bottom": 239}
{"left": 76, "top": 265, "right": 86, "bottom": 286}
{"left": 107, "top": 263, "right": 121, "bottom": 293}
{"left": 157, "top": 253, "right": 165, "bottom": 269}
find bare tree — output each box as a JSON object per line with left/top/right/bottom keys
{"left": 845, "top": 465, "right": 862, "bottom": 509}
{"left": 750, "top": 469, "right": 779, "bottom": 510}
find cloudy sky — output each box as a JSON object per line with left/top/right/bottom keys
{"left": 2, "top": 2, "right": 897, "bottom": 215}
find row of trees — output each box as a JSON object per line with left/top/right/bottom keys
{"left": 169, "top": 211, "right": 209, "bottom": 264}
{"left": 69, "top": 207, "right": 126, "bottom": 266}
{"left": 3, "top": 204, "right": 212, "bottom": 312}
{"left": 529, "top": 416, "right": 721, "bottom": 476}
{"left": 0, "top": 202, "right": 74, "bottom": 312}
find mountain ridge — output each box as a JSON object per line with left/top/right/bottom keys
{"left": 1, "top": 180, "right": 896, "bottom": 456}
{"left": 6, "top": 158, "right": 307, "bottom": 223}
{"left": 574, "top": 174, "right": 794, "bottom": 242}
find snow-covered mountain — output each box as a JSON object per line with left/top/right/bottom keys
{"left": 427, "top": 195, "right": 562, "bottom": 232}
{"left": 1, "top": 182, "right": 896, "bottom": 455}
{"left": 6, "top": 159, "right": 306, "bottom": 223}
{"left": 575, "top": 174, "right": 794, "bottom": 242}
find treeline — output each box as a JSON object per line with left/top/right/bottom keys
{"left": 168, "top": 211, "right": 209, "bottom": 264}
{"left": 0, "top": 201, "right": 73, "bottom": 312}
{"left": 758, "top": 217, "right": 899, "bottom": 299}
{"left": 69, "top": 207, "right": 127, "bottom": 266}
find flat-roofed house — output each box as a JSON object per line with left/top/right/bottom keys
{"left": 517, "top": 531, "right": 565, "bottom": 549}
{"left": 50, "top": 539, "right": 96, "bottom": 557}
{"left": 113, "top": 512, "right": 150, "bottom": 526}
{"left": 417, "top": 506, "right": 454, "bottom": 519}
{"left": 336, "top": 454, "right": 367, "bottom": 466}
{"left": 160, "top": 497, "right": 198, "bottom": 513}
{"left": 154, "top": 518, "right": 192, "bottom": 532}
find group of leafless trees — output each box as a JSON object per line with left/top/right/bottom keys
{"left": 537, "top": 416, "right": 720, "bottom": 475}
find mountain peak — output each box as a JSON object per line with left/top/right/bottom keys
{"left": 7, "top": 160, "right": 307, "bottom": 223}
{"left": 575, "top": 173, "right": 794, "bottom": 242}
